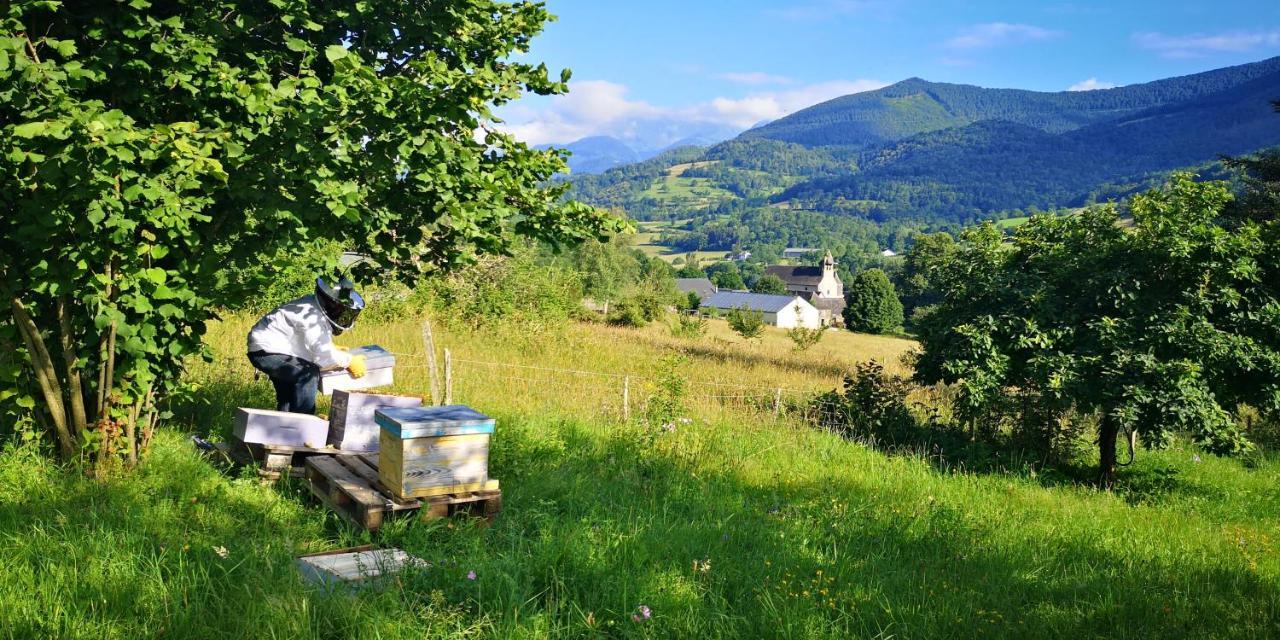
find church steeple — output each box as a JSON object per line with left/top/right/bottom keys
{"left": 822, "top": 250, "right": 835, "bottom": 274}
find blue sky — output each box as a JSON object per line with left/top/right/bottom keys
{"left": 499, "top": 0, "right": 1280, "bottom": 148}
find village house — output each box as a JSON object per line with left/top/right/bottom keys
{"left": 764, "top": 251, "right": 846, "bottom": 327}
{"left": 675, "top": 277, "right": 718, "bottom": 301}
{"left": 700, "top": 291, "right": 823, "bottom": 329}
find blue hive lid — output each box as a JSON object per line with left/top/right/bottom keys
{"left": 375, "top": 405, "right": 495, "bottom": 437}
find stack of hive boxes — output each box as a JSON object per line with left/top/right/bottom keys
{"left": 327, "top": 390, "right": 423, "bottom": 451}
{"left": 374, "top": 405, "right": 498, "bottom": 498}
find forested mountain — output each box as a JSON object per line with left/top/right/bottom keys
{"left": 566, "top": 56, "right": 1280, "bottom": 258}
{"left": 780, "top": 64, "right": 1280, "bottom": 215}
{"left": 745, "top": 56, "right": 1280, "bottom": 148}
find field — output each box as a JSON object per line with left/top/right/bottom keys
{"left": 632, "top": 220, "right": 726, "bottom": 265}
{"left": 0, "top": 314, "right": 1277, "bottom": 639}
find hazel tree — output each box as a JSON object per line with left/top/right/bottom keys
{"left": 0, "top": 0, "right": 625, "bottom": 466}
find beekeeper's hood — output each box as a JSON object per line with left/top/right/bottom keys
{"left": 315, "top": 277, "right": 364, "bottom": 335}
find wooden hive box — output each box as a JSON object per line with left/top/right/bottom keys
{"left": 320, "top": 345, "right": 396, "bottom": 393}
{"left": 375, "top": 405, "right": 497, "bottom": 499}
{"left": 327, "top": 390, "right": 424, "bottom": 452}
{"left": 232, "top": 408, "right": 329, "bottom": 448}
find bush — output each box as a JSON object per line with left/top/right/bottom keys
{"left": 787, "top": 326, "right": 825, "bottom": 352}
{"left": 843, "top": 269, "right": 904, "bottom": 334}
{"left": 812, "top": 361, "right": 916, "bottom": 444}
{"left": 726, "top": 305, "right": 764, "bottom": 340}
{"left": 670, "top": 313, "right": 708, "bottom": 340}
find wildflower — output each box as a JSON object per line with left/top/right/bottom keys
{"left": 466, "top": 570, "right": 477, "bottom": 580}
{"left": 213, "top": 545, "right": 229, "bottom": 559}
{"left": 632, "top": 605, "right": 652, "bottom": 622}
{"left": 1192, "top": 454, "right": 1202, "bottom": 463}
{"left": 678, "top": 417, "right": 692, "bottom": 424}
{"left": 661, "top": 422, "right": 676, "bottom": 432}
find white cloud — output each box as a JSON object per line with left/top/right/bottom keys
{"left": 498, "top": 79, "right": 886, "bottom": 148}
{"left": 1133, "top": 29, "right": 1280, "bottom": 59}
{"left": 946, "top": 23, "right": 1062, "bottom": 49}
{"left": 1067, "top": 77, "right": 1116, "bottom": 91}
{"left": 717, "top": 71, "right": 796, "bottom": 86}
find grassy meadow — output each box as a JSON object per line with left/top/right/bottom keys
{"left": 0, "top": 313, "right": 1277, "bottom": 639}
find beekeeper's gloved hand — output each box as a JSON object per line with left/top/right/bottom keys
{"left": 347, "top": 354, "right": 367, "bottom": 379}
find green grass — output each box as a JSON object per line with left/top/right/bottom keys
{"left": 1, "top": 316, "right": 1277, "bottom": 638}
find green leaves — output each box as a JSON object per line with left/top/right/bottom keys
{"left": 915, "top": 175, "right": 1278, "bottom": 478}
{"left": 324, "top": 45, "right": 348, "bottom": 62}
{"left": 1, "top": 0, "right": 620, "bottom": 463}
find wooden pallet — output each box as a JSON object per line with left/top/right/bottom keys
{"left": 305, "top": 454, "right": 502, "bottom": 532}
{"left": 205, "top": 438, "right": 365, "bottom": 482}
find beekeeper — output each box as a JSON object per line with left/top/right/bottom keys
{"left": 246, "top": 277, "right": 368, "bottom": 414}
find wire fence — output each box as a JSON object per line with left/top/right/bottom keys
{"left": 386, "top": 347, "right": 828, "bottom": 424}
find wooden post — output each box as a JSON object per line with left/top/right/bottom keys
{"left": 443, "top": 348, "right": 453, "bottom": 406}
{"left": 421, "top": 320, "right": 441, "bottom": 406}
{"left": 622, "top": 376, "right": 630, "bottom": 422}
{"left": 774, "top": 388, "right": 783, "bottom": 416}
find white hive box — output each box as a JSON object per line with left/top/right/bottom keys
{"left": 320, "top": 345, "right": 395, "bottom": 393}
{"left": 327, "top": 390, "right": 424, "bottom": 451}
{"left": 233, "top": 407, "right": 329, "bottom": 447}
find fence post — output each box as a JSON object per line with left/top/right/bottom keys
{"left": 623, "top": 376, "right": 630, "bottom": 422}
{"left": 774, "top": 388, "right": 783, "bottom": 416}
{"left": 444, "top": 348, "right": 453, "bottom": 406}
{"left": 421, "top": 320, "right": 441, "bottom": 406}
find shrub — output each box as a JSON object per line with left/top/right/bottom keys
{"left": 787, "top": 326, "right": 825, "bottom": 352}
{"left": 726, "top": 305, "right": 764, "bottom": 340}
{"left": 670, "top": 313, "right": 708, "bottom": 340}
{"left": 812, "top": 361, "right": 916, "bottom": 444}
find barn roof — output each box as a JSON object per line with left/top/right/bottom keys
{"left": 765, "top": 265, "right": 824, "bottom": 285}
{"left": 702, "top": 291, "right": 812, "bottom": 314}
{"left": 675, "top": 278, "right": 717, "bottom": 299}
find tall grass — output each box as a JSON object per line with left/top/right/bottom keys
{"left": 1, "top": 314, "right": 1276, "bottom": 638}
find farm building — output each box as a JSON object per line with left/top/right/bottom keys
{"left": 675, "top": 278, "right": 718, "bottom": 301}
{"left": 764, "top": 251, "right": 846, "bottom": 327}
{"left": 700, "top": 291, "right": 823, "bottom": 329}
{"left": 782, "top": 247, "right": 820, "bottom": 260}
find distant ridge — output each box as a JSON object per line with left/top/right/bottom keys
{"left": 743, "top": 56, "right": 1280, "bottom": 149}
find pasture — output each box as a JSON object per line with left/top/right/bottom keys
{"left": 0, "top": 314, "right": 1275, "bottom": 639}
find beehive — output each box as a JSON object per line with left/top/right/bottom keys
{"left": 320, "top": 345, "right": 396, "bottom": 393}
{"left": 327, "top": 390, "right": 424, "bottom": 452}
{"left": 375, "top": 405, "right": 497, "bottom": 499}
{"left": 233, "top": 407, "right": 329, "bottom": 448}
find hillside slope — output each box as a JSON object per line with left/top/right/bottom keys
{"left": 779, "top": 69, "right": 1280, "bottom": 212}
{"left": 744, "top": 56, "right": 1280, "bottom": 148}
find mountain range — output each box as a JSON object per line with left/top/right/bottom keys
{"left": 571, "top": 56, "right": 1280, "bottom": 225}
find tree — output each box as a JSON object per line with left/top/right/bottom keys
{"left": 898, "top": 232, "right": 957, "bottom": 325}
{"left": 726, "top": 306, "right": 764, "bottom": 341}
{"left": 914, "top": 175, "right": 1280, "bottom": 485}
{"left": 843, "top": 269, "right": 904, "bottom": 334}
{"left": 752, "top": 274, "right": 787, "bottom": 295}
{"left": 0, "top": 1, "right": 623, "bottom": 465}
{"left": 573, "top": 236, "right": 641, "bottom": 315}
{"left": 706, "top": 262, "right": 746, "bottom": 290}
{"left": 787, "top": 326, "right": 825, "bottom": 352}
{"left": 675, "top": 263, "right": 704, "bottom": 278}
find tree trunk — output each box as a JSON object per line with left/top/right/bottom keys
{"left": 10, "top": 297, "right": 77, "bottom": 459}
{"left": 1098, "top": 415, "right": 1119, "bottom": 488}
{"left": 56, "top": 296, "right": 89, "bottom": 440}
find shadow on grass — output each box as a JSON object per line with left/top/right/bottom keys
{"left": 0, "top": 411, "right": 1275, "bottom": 638}
{"left": 18, "top": 370, "right": 1260, "bottom": 638}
